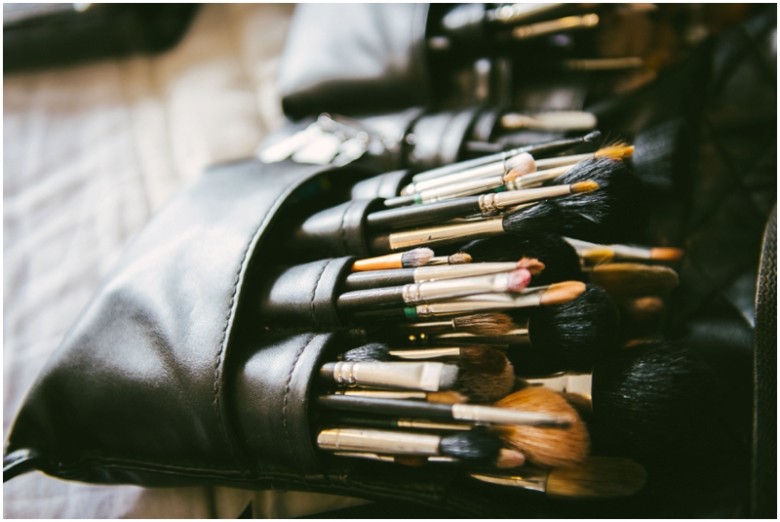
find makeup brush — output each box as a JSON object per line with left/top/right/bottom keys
{"left": 429, "top": 285, "right": 620, "bottom": 373}
{"left": 317, "top": 394, "right": 574, "bottom": 427}
{"left": 400, "top": 312, "right": 518, "bottom": 337}
{"left": 590, "top": 340, "right": 726, "bottom": 462}
{"left": 319, "top": 353, "right": 515, "bottom": 402}
{"left": 564, "top": 237, "right": 684, "bottom": 264}
{"left": 386, "top": 165, "right": 529, "bottom": 208}
{"left": 369, "top": 180, "right": 599, "bottom": 231}
{"left": 493, "top": 386, "right": 590, "bottom": 468}
{"left": 469, "top": 456, "right": 647, "bottom": 499}
{"left": 371, "top": 158, "right": 642, "bottom": 252}
{"left": 318, "top": 427, "right": 511, "bottom": 466}
{"left": 350, "top": 281, "right": 586, "bottom": 322}
{"left": 588, "top": 263, "right": 679, "bottom": 300}
{"left": 352, "top": 248, "right": 434, "bottom": 271}
{"left": 409, "top": 131, "right": 602, "bottom": 184}
{"left": 462, "top": 233, "right": 583, "bottom": 285}
{"left": 401, "top": 142, "right": 631, "bottom": 197}
{"left": 341, "top": 259, "right": 540, "bottom": 292}
{"left": 500, "top": 110, "right": 597, "bottom": 132}
{"left": 337, "top": 269, "right": 532, "bottom": 312}
{"left": 333, "top": 389, "right": 468, "bottom": 404}
{"left": 331, "top": 414, "right": 473, "bottom": 432}
{"left": 425, "top": 251, "right": 473, "bottom": 265}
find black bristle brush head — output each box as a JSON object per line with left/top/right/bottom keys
{"left": 590, "top": 340, "right": 727, "bottom": 463}
{"left": 460, "top": 233, "right": 583, "bottom": 285}
{"left": 438, "top": 427, "right": 502, "bottom": 464}
{"left": 526, "top": 284, "right": 620, "bottom": 373}
{"left": 341, "top": 343, "right": 393, "bottom": 362}
{"left": 503, "top": 157, "right": 647, "bottom": 244}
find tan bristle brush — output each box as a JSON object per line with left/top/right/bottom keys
{"left": 493, "top": 386, "right": 590, "bottom": 468}
{"left": 469, "top": 456, "right": 647, "bottom": 499}
{"left": 352, "top": 248, "right": 434, "bottom": 271}
{"left": 589, "top": 263, "right": 679, "bottom": 300}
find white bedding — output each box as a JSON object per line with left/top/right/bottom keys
{"left": 3, "top": 4, "right": 366, "bottom": 517}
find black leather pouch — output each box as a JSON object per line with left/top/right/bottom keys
{"left": 277, "top": 4, "right": 432, "bottom": 118}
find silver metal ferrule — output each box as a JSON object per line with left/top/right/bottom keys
{"left": 327, "top": 361, "right": 455, "bottom": 392}
{"left": 404, "top": 160, "right": 505, "bottom": 195}
{"left": 317, "top": 428, "right": 443, "bottom": 456}
{"left": 451, "top": 403, "right": 570, "bottom": 427}
{"left": 388, "top": 218, "right": 505, "bottom": 251}
{"left": 468, "top": 471, "right": 548, "bottom": 493}
{"left": 504, "top": 165, "right": 570, "bottom": 190}
{"left": 418, "top": 174, "right": 505, "bottom": 204}
{"left": 412, "top": 263, "right": 516, "bottom": 282}
{"left": 402, "top": 272, "right": 519, "bottom": 305}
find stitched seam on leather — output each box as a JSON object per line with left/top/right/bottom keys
{"left": 338, "top": 201, "right": 351, "bottom": 252}
{"left": 282, "top": 333, "right": 316, "bottom": 465}
{"left": 308, "top": 261, "right": 330, "bottom": 328}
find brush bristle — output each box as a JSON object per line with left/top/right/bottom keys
{"left": 461, "top": 233, "right": 583, "bottom": 285}
{"left": 495, "top": 387, "right": 590, "bottom": 468}
{"left": 594, "top": 142, "right": 635, "bottom": 160}
{"left": 571, "top": 180, "right": 600, "bottom": 193}
{"left": 545, "top": 457, "right": 647, "bottom": 499}
{"left": 496, "top": 448, "right": 526, "bottom": 468}
{"left": 508, "top": 269, "right": 532, "bottom": 292}
{"left": 342, "top": 343, "right": 392, "bottom": 362}
{"left": 516, "top": 257, "right": 545, "bottom": 275}
{"left": 649, "top": 247, "right": 684, "bottom": 261}
{"left": 529, "top": 284, "right": 620, "bottom": 372}
{"left": 439, "top": 428, "right": 502, "bottom": 464}
{"left": 591, "top": 340, "right": 725, "bottom": 461}
{"left": 539, "top": 281, "right": 587, "bottom": 306}
{"left": 426, "top": 391, "right": 468, "bottom": 404}
{"left": 457, "top": 347, "right": 516, "bottom": 402}
{"left": 548, "top": 157, "right": 648, "bottom": 243}
{"left": 590, "top": 263, "right": 679, "bottom": 300}
{"left": 448, "top": 252, "right": 473, "bottom": 264}
{"left": 452, "top": 313, "right": 516, "bottom": 335}
{"left": 503, "top": 168, "right": 523, "bottom": 183}
{"left": 402, "top": 247, "right": 435, "bottom": 267}
{"left": 506, "top": 152, "right": 537, "bottom": 175}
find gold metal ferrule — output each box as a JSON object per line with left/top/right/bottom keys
{"left": 402, "top": 272, "right": 519, "bottom": 305}
{"left": 318, "top": 428, "right": 444, "bottom": 456}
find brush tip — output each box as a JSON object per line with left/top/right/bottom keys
{"left": 403, "top": 247, "right": 435, "bottom": 267}
{"left": 583, "top": 130, "right": 602, "bottom": 142}
{"left": 452, "top": 312, "right": 516, "bottom": 335}
{"left": 649, "top": 247, "right": 684, "bottom": 261}
{"left": 595, "top": 142, "right": 635, "bottom": 160}
{"left": 516, "top": 257, "right": 546, "bottom": 275}
{"left": 546, "top": 457, "right": 647, "bottom": 499}
{"left": 448, "top": 251, "right": 473, "bottom": 264}
{"left": 505, "top": 152, "right": 536, "bottom": 175}
{"left": 571, "top": 180, "right": 600, "bottom": 193}
{"left": 540, "top": 281, "right": 587, "bottom": 306}
{"left": 580, "top": 247, "right": 615, "bottom": 264}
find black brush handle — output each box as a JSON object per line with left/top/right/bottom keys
{"left": 318, "top": 395, "right": 455, "bottom": 421}
{"left": 367, "top": 197, "right": 481, "bottom": 231}
{"left": 342, "top": 269, "right": 416, "bottom": 292}
{"left": 337, "top": 286, "right": 406, "bottom": 311}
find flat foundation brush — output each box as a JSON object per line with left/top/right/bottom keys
{"left": 317, "top": 394, "right": 574, "bottom": 427}
{"left": 369, "top": 180, "right": 599, "bottom": 231}
{"left": 469, "top": 456, "right": 647, "bottom": 499}
{"left": 564, "top": 237, "right": 684, "bottom": 265}
{"left": 337, "top": 268, "right": 532, "bottom": 312}
{"left": 352, "top": 248, "right": 434, "bottom": 271}
{"left": 350, "top": 281, "right": 586, "bottom": 322}
{"left": 409, "top": 131, "right": 602, "bottom": 184}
